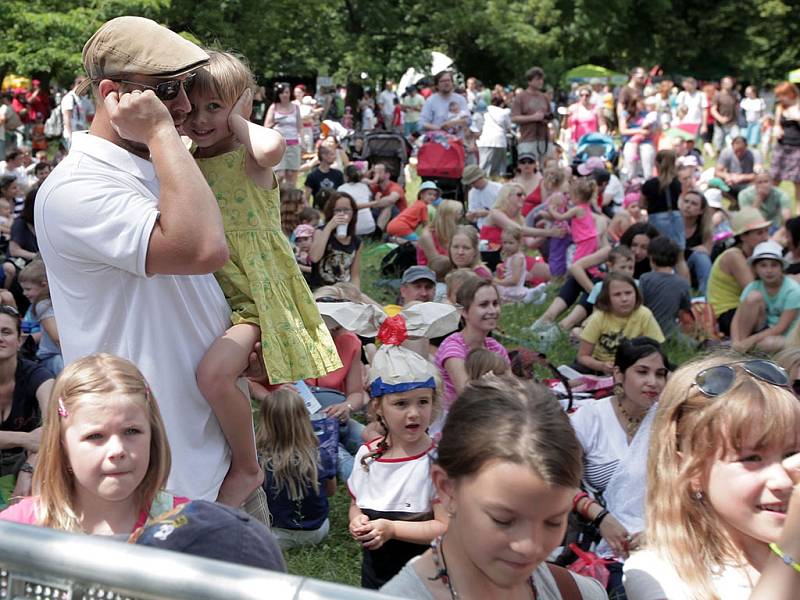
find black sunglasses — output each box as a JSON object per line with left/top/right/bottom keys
{"left": 0, "top": 304, "right": 19, "bottom": 317}
{"left": 695, "top": 360, "right": 789, "bottom": 397}
{"left": 518, "top": 158, "right": 535, "bottom": 164}
{"left": 113, "top": 73, "right": 196, "bottom": 101}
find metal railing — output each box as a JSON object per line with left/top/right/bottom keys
{"left": 0, "top": 521, "right": 402, "bottom": 600}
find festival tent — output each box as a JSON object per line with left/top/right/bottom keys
{"left": 789, "top": 68, "right": 800, "bottom": 84}
{"left": 564, "top": 64, "right": 627, "bottom": 86}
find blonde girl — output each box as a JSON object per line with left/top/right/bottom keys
{"left": 624, "top": 354, "right": 800, "bottom": 600}
{"left": 494, "top": 226, "right": 531, "bottom": 303}
{"left": 381, "top": 376, "right": 606, "bottom": 598}
{"left": 548, "top": 177, "right": 599, "bottom": 265}
{"left": 18, "top": 259, "right": 62, "bottom": 375}
{"left": 188, "top": 50, "right": 340, "bottom": 509}
{"left": 0, "top": 353, "right": 185, "bottom": 534}
{"left": 257, "top": 387, "right": 336, "bottom": 549}
{"left": 417, "top": 199, "right": 463, "bottom": 266}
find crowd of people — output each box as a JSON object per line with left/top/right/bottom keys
{"left": 1, "top": 14, "right": 800, "bottom": 600}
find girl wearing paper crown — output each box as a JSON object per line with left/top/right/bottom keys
{"left": 317, "top": 301, "right": 457, "bottom": 589}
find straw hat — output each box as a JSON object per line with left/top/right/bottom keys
{"left": 731, "top": 207, "right": 771, "bottom": 237}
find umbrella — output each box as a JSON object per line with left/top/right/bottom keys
{"left": 789, "top": 68, "right": 800, "bottom": 84}
{"left": 564, "top": 64, "right": 627, "bottom": 86}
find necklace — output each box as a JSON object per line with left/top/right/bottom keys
{"left": 429, "top": 535, "right": 537, "bottom": 599}
{"left": 616, "top": 396, "right": 644, "bottom": 436}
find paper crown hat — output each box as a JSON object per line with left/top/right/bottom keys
{"left": 316, "top": 301, "right": 459, "bottom": 397}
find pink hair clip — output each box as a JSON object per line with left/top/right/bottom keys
{"left": 57, "top": 398, "right": 68, "bottom": 418}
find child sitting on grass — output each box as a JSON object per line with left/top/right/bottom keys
{"left": 732, "top": 240, "right": 800, "bottom": 353}
{"left": 386, "top": 182, "right": 442, "bottom": 242}
{"left": 639, "top": 236, "right": 692, "bottom": 336}
{"left": 577, "top": 272, "right": 664, "bottom": 375}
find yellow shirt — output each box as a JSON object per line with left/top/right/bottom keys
{"left": 581, "top": 306, "right": 665, "bottom": 363}
{"left": 707, "top": 248, "right": 743, "bottom": 317}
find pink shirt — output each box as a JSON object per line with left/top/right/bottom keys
{"left": 0, "top": 494, "right": 189, "bottom": 531}
{"left": 435, "top": 332, "right": 510, "bottom": 409}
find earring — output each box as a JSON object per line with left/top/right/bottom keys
{"left": 693, "top": 491, "right": 703, "bottom": 501}
{"left": 613, "top": 383, "right": 624, "bottom": 397}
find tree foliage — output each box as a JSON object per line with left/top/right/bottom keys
{"left": 2, "top": 0, "right": 798, "bottom": 88}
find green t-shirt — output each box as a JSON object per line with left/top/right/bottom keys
{"left": 402, "top": 94, "right": 425, "bottom": 124}
{"left": 738, "top": 185, "right": 790, "bottom": 229}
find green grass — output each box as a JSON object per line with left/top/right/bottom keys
{"left": 285, "top": 163, "right": 797, "bottom": 585}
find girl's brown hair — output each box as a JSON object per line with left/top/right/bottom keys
{"left": 571, "top": 177, "right": 596, "bottom": 204}
{"left": 594, "top": 272, "right": 641, "bottom": 313}
{"left": 194, "top": 49, "right": 257, "bottom": 108}
{"left": 438, "top": 376, "right": 582, "bottom": 488}
{"left": 455, "top": 275, "right": 498, "bottom": 313}
{"left": 256, "top": 387, "right": 320, "bottom": 500}
{"left": 656, "top": 149, "right": 678, "bottom": 192}
{"left": 465, "top": 348, "right": 509, "bottom": 380}
{"left": 34, "top": 353, "right": 170, "bottom": 532}
{"left": 431, "top": 199, "right": 463, "bottom": 250}
{"left": 645, "top": 353, "right": 800, "bottom": 600}
{"left": 323, "top": 191, "right": 358, "bottom": 239}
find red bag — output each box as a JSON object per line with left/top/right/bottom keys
{"left": 417, "top": 133, "right": 465, "bottom": 178}
{"left": 566, "top": 543, "right": 612, "bottom": 588}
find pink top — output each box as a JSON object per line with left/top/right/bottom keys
{"left": 0, "top": 493, "right": 189, "bottom": 531}
{"left": 569, "top": 104, "right": 599, "bottom": 142}
{"left": 570, "top": 205, "right": 597, "bottom": 244}
{"left": 416, "top": 230, "right": 447, "bottom": 266}
{"left": 435, "top": 332, "right": 510, "bottom": 409}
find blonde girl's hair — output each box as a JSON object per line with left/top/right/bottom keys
{"left": 500, "top": 226, "right": 522, "bottom": 259}
{"left": 18, "top": 260, "right": 50, "bottom": 314}
{"left": 571, "top": 177, "right": 596, "bottom": 204}
{"left": 445, "top": 268, "right": 479, "bottom": 304}
{"left": 542, "top": 166, "right": 568, "bottom": 197}
{"left": 465, "top": 348, "right": 509, "bottom": 380}
{"left": 449, "top": 225, "right": 483, "bottom": 269}
{"left": 256, "top": 387, "right": 320, "bottom": 500}
{"left": 432, "top": 199, "right": 463, "bottom": 249}
{"left": 645, "top": 353, "right": 800, "bottom": 600}
{"left": 492, "top": 184, "right": 524, "bottom": 223}
{"left": 195, "top": 49, "right": 257, "bottom": 107}
{"left": 33, "top": 353, "right": 170, "bottom": 533}
{"left": 775, "top": 347, "right": 800, "bottom": 383}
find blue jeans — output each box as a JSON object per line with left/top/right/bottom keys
{"left": 648, "top": 210, "right": 685, "bottom": 250}
{"left": 311, "top": 388, "right": 365, "bottom": 481}
{"left": 687, "top": 250, "right": 712, "bottom": 295}
{"left": 745, "top": 121, "right": 761, "bottom": 147}
{"left": 404, "top": 122, "right": 420, "bottom": 137}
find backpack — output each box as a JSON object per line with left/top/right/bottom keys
{"left": 44, "top": 107, "right": 62, "bottom": 138}
{"left": 380, "top": 242, "right": 417, "bottom": 278}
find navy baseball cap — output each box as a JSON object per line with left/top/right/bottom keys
{"left": 130, "top": 500, "right": 286, "bottom": 572}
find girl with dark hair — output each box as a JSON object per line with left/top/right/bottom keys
{"left": 571, "top": 337, "right": 671, "bottom": 597}
{"left": 309, "top": 191, "right": 362, "bottom": 289}
{"left": 338, "top": 164, "right": 376, "bottom": 237}
{"left": 680, "top": 188, "right": 714, "bottom": 294}
{"left": 265, "top": 82, "right": 302, "bottom": 188}
{"left": 382, "top": 376, "right": 606, "bottom": 599}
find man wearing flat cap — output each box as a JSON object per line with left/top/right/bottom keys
{"left": 34, "top": 17, "right": 250, "bottom": 509}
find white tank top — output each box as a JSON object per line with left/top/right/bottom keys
{"left": 271, "top": 105, "right": 300, "bottom": 141}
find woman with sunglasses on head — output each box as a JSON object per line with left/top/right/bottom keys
{"left": 567, "top": 85, "right": 604, "bottom": 158}
{"left": 265, "top": 82, "right": 302, "bottom": 188}
{"left": 624, "top": 354, "right": 800, "bottom": 600}
{"left": 0, "top": 304, "right": 55, "bottom": 502}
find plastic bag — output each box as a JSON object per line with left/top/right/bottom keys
{"left": 566, "top": 543, "right": 612, "bottom": 588}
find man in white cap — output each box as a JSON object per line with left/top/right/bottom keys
{"left": 34, "top": 17, "right": 264, "bottom": 516}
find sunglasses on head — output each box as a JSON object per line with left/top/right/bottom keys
{"left": 112, "top": 73, "right": 196, "bottom": 101}
{"left": 0, "top": 304, "right": 19, "bottom": 318}
{"left": 518, "top": 158, "right": 535, "bottom": 165}
{"left": 694, "top": 359, "right": 789, "bottom": 397}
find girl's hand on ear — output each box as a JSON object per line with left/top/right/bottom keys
{"left": 228, "top": 88, "right": 254, "bottom": 128}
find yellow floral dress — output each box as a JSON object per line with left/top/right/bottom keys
{"left": 196, "top": 146, "right": 341, "bottom": 383}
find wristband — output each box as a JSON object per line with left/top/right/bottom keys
{"left": 591, "top": 509, "right": 610, "bottom": 529}
{"left": 769, "top": 542, "right": 800, "bottom": 574}
{"left": 572, "top": 491, "right": 589, "bottom": 513}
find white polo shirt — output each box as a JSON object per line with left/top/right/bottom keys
{"left": 467, "top": 180, "right": 502, "bottom": 228}
{"left": 34, "top": 131, "right": 231, "bottom": 500}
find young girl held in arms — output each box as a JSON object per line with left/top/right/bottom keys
{"left": 345, "top": 303, "right": 459, "bottom": 588}
{"left": 19, "top": 259, "right": 63, "bottom": 375}
{"left": 187, "top": 51, "right": 341, "bottom": 508}
{"left": 257, "top": 386, "right": 336, "bottom": 550}
{"left": 381, "top": 376, "right": 606, "bottom": 599}
{"left": 624, "top": 354, "right": 800, "bottom": 600}
{"left": 0, "top": 353, "right": 186, "bottom": 534}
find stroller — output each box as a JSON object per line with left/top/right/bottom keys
{"left": 362, "top": 131, "right": 409, "bottom": 184}
{"left": 416, "top": 130, "right": 466, "bottom": 203}
{"left": 572, "top": 132, "right": 619, "bottom": 169}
